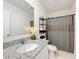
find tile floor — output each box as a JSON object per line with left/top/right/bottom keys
{"left": 49, "top": 50, "right": 75, "bottom": 59}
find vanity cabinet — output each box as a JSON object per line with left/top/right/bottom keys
{"left": 34, "top": 45, "right": 48, "bottom": 59}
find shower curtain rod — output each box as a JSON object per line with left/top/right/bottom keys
{"left": 46, "top": 14, "right": 75, "bottom": 19}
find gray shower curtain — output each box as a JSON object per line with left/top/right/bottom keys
{"left": 47, "top": 15, "right": 74, "bottom": 53}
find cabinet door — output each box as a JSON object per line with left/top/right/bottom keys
{"left": 34, "top": 45, "right": 48, "bottom": 59}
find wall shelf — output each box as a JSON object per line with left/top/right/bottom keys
{"left": 39, "top": 17, "right": 47, "bottom": 39}
{"left": 39, "top": 30, "right": 46, "bottom": 33}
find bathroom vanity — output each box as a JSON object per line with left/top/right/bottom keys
{"left": 3, "top": 39, "right": 48, "bottom": 59}
{"left": 34, "top": 45, "right": 48, "bottom": 59}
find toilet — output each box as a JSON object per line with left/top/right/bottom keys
{"left": 48, "top": 45, "right": 75, "bottom": 59}
{"left": 48, "top": 44, "right": 57, "bottom": 59}
{"left": 48, "top": 44, "right": 57, "bottom": 56}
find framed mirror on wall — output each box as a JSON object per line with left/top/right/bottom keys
{"left": 3, "top": 0, "right": 34, "bottom": 42}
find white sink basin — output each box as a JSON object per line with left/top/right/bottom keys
{"left": 16, "top": 43, "right": 38, "bottom": 54}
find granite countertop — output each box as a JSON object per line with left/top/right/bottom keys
{"left": 3, "top": 39, "right": 48, "bottom": 59}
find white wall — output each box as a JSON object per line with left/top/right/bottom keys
{"left": 48, "top": 8, "right": 75, "bottom": 17}
{"left": 25, "top": 0, "right": 48, "bottom": 39}
{"left": 48, "top": 2, "right": 75, "bottom": 17}
{"left": 3, "top": 0, "right": 34, "bottom": 36}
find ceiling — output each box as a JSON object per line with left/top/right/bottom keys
{"left": 4, "top": 0, "right": 34, "bottom": 14}
{"left": 40, "top": 0, "right": 75, "bottom": 12}
{"left": 4, "top": 0, "right": 75, "bottom": 13}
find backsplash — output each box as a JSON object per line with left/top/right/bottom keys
{"left": 3, "top": 38, "right": 31, "bottom": 49}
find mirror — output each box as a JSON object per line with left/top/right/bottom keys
{"left": 3, "top": 0, "right": 34, "bottom": 41}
